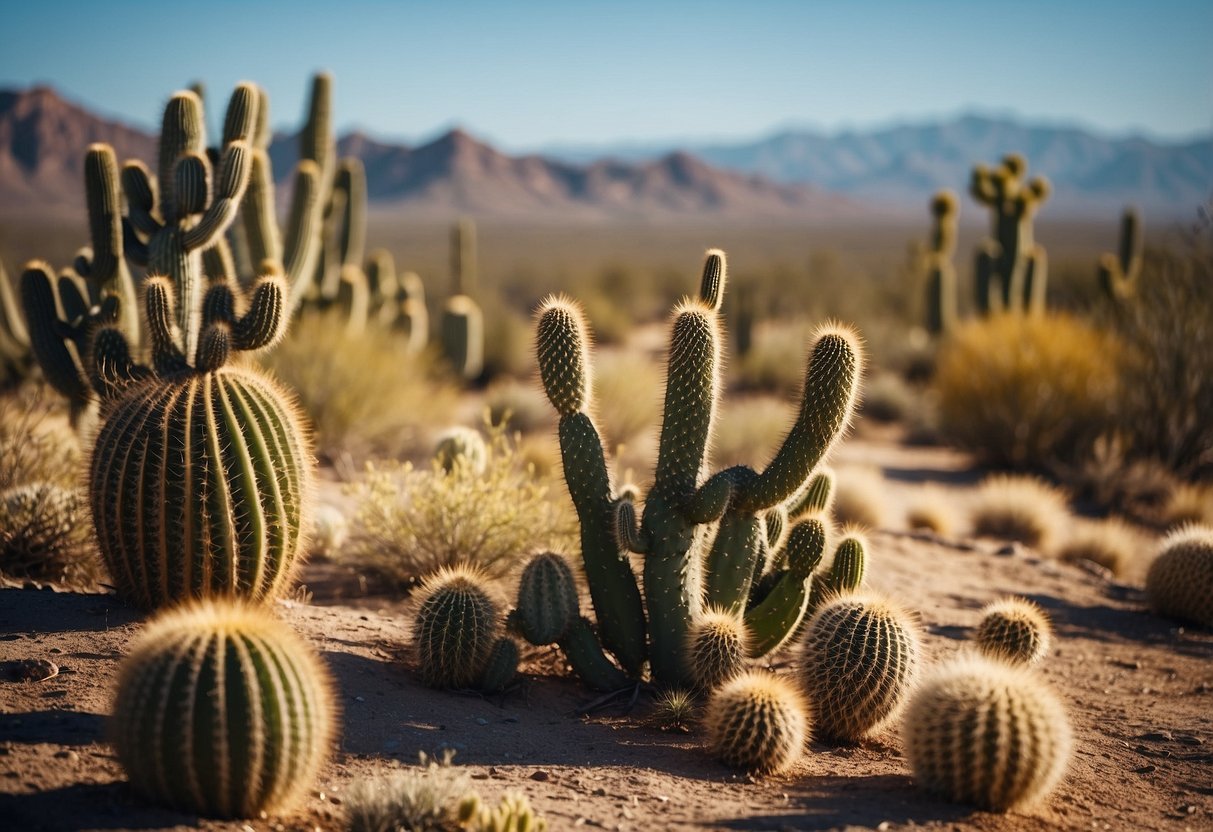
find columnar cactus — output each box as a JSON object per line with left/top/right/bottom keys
{"left": 924, "top": 190, "right": 958, "bottom": 334}
{"left": 0, "top": 255, "right": 32, "bottom": 387}
{"left": 111, "top": 600, "right": 336, "bottom": 818}
{"left": 902, "top": 654, "right": 1072, "bottom": 812}
{"left": 535, "top": 249, "right": 862, "bottom": 688}
{"left": 974, "top": 597, "right": 1052, "bottom": 666}
{"left": 441, "top": 218, "right": 484, "bottom": 380}
{"left": 1098, "top": 206, "right": 1143, "bottom": 301}
{"left": 800, "top": 593, "right": 920, "bottom": 743}
{"left": 705, "top": 670, "right": 808, "bottom": 774}
{"left": 1145, "top": 524, "right": 1213, "bottom": 627}
{"left": 414, "top": 566, "right": 502, "bottom": 689}
{"left": 20, "top": 144, "right": 140, "bottom": 422}
{"left": 394, "top": 270, "right": 429, "bottom": 353}
{"left": 970, "top": 154, "right": 1051, "bottom": 315}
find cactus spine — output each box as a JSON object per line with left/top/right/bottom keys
{"left": 1098, "top": 206, "right": 1143, "bottom": 300}
{"left": 414, "top": 566, "right": 502, "bottom": 689}
{"left": 903, "top": 654, "right": 1072, "bottom": 812}
{"left": 974, "top": 597, "right": 1052, "bottom": 666}
{"left": 705, "top": 670, "right": 808, "bottom": 774}
{"left": 970, "top": 154, "right": 1050, "bottom": 316}
{"left": 535, "top": 250, "right": 862, "bottom": 688}
{"left": 1145, "top": 524, "right": 1213, "bottom": 626}
{"left": 110, "top": 600, "right": 335, "bottom": 818}
{"left": 800, "top": 594, "right": 920, "bottom": 743}
{"left": 441, "top": 218, "right": 484, "bottom": 379}
{"left": 924, "top": 190, "right": 958, "bottom": 334}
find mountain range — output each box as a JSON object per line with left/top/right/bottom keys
{"left": 2, "top": 85, "right": 1209, "bottom": 222}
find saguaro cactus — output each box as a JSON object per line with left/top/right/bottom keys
{"left": 970, "top": 154, "right": 1050, "bottom": 315}
{"left": 1098, "top": 206, "right": 1143, "bottom": 301}
{"left": 441, "top": 217, "right": 484, "bottom": 379}
{"left": 924, "top": 190, "right": 958, "bottom": 334}
{"left": 534, "top": 249, "right": 862, "bottom": 688}
{"left": 111, "top": 600, "right": 336, "bottom": 818}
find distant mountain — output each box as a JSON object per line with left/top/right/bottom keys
{"left": 0, "top": 86, "right": 853, "bottom": 222}
{"left": 544, "top": 115, "right": 1213, "bottom": 218}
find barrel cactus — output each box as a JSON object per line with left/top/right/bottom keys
{"left": 414, "top": 566, "right": 502, "bottom": 689}
{"left": 800, "top": 593, "right": 920, "bottom": 743}
{"left": 974, "top": 597, "right": 1052, "bottom": 666}
{"left": 705, "top": 670, "right": 808, "bottom": 774}
{"left": 687, "top": 608, "right": 748, "bottom": 691}
{"left": 110, "top": 600, "right": 336, "bottom": 818}
{"left": 1145, "top": 525, "right": 1213, "bottom": 627}
{"left": 903, "top": 653, "right": 1072, "bottom": 812}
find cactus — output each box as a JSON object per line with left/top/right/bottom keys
{"left": 743, "top": 516, "right": 829, "bottom": 657}
{"left": 535, "top": 249, "right": 862, "bottom": 688}
{"left": 451, "top": 216, "right": 478, "bottom": 296}
{"left": 902, "top": 654, "right": 1072, "bottom": 812}
{"left": 434, "top": 426, "right": 489, "bottom": 475}
{"left": 806, "top": 529, "right": 867, "bottom": 612}
{"left": 0, "top": 253, "right": 32, "bottom": 388}
{"left": 441, "top": 218, "right": 484, "bottom": 380}
{"left": 705, "top": 670, "right": 808, "bottom": 774}
{"left": 394, "top": 270, "right": 429, "bottom": 353}
{"left": 513, "top": 552, "right": 579, "bottom": 645}
{"left": 688, "top": 608, "right": 748, "bottom": 691}
{"left": 787, "top": 467, "right": 834, "bottom": 518}
{"left": 110, "top": 600, "right": 335, "bottom": 818}
{"left": 800, "top": 593, "right": 920, "bottom": 743}
{"left": 479, "top": 637, "right": 521, "bottom": 693}
{"left": 1145, "top": 524, "right": 1213, "bottom": 626}
{"left": 19, "top": 144, "right": 140, "bottom": 422}
{"left": 414, "top": 566, "right": 501, "bottom": 689}
{"left": 470, "top": 792, "right": 548, "bottom": 832}
{"left": 1098, "top": 206, "right": 1143, "bottom": 300}
{"left": 974, "top": 597, "right": 1052, "bottom": 666}
{"left": 970, "top": 154, "right": 1050, "bottom": 315}
{"left": 924, "top": 190, "right": 958, "bottom": 334}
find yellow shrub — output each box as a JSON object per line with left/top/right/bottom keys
{"left": 934, "top": 313, "right": 1122, "bottom": 469}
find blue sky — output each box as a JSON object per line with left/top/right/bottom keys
{"left": 2, "top": 1, "right": 1209, "bottom": 148}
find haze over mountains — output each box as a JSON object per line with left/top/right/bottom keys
{"left": 2, "top": 85, "right": 1208, "bottom": 222}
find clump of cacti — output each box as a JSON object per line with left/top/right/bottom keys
{"left": 970, "top": 153, "right": 1051, "bottom": 315}
{"left": 434, "top": 426, "right": 489, "bottom": 475}
{"left": 1098, "top": 206, "right": 1143, "bottom": 301}
{"left": 74, "top": 86, "right": 314, "bottom": 610}
{"left": 110, "top": 600, "right": 335, "bottom": 818}
{"left": 415, "top": 565, "right": 514, "bottom": 689}
{"left": 687, "top": 608, "right": 748, "bottom": 691}
{"left": 924, "top": 190, "right": 958, "bottom": 334}
{"left": 441, "top": 217, "right": 484, "bottom": 380}
{"left": 974, "top": 597, "right": 1052, "bottom": 666}
{"left": 533, "top": 248, "right": 862, "bottom": 689}
{"left": 365, "top": 248, "right": 429, "bottom": 347}
{"left": 705, "top": 670, "right": 808, "bottom": 775}
{"left": 1145, "top": 524, "right": 1213, "bottom": 626}
{"left": 799, "top": 593, "right": 920, "bottom": 743}
{"left": 902, "top": 653, "right": 1072, "bottom": 812}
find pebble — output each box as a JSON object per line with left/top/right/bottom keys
{"left": 531, "top": 770, "right": 550, "bottom": 781}
{"left": 53, "top": 750, "right": 78, "bottom": 762}
{"left": 476, "top": 718, "right": 489, "bottom": 726}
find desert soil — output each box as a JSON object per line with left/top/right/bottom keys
{"left": 1, "top": 432, "right": 1211, "bottom": 832}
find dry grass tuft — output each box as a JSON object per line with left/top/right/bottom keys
{"left": 905, "top": 487, "right": 956, "bottom": 537}
{"left": 831, "top": 467, "right": 889, "bottom": 530}
{"left": 970, "top": 474, "right": 1070, "bottom": 553}
{"left": 1056, "top": 517, "right": 1150, "bottom": 578}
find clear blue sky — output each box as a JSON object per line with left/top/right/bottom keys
{"left": 2, "top": 1, "right": 1209, "bottom": 148}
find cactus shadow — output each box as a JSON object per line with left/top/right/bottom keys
{"left": 0, "top": 710, "right": 106, "bottom": 746}
{"left": 716, "top": 772, "right": 975, "bottom": 830}
{"left": 0, "top": 782, "right": 193, "bottom": 830}
{"left": 1026, "top": 592, "right": 1213, "bottom": 660}
{"left": 0, "top": 588, "right": 139, "bottom": 635}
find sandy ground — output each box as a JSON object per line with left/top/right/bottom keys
{"left": 1, "top": 432, "right": 1211, "bottom": 832}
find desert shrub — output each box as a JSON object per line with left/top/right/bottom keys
{"left": 934, "top": 313, "right": 1123, "bottom": 470}
{"left": 0, "top": 482, "right": 98, "bottom": 585}
{"left": 346, "top": 752, "right": 477, "bottom": 832}
{"left": 832, "top": 467, "right": 889, "bottom": 530}
{"left": 345, "top": 425, "right": 575, "bottom": 588}
{"left": 261, "top": 311, "right": 458, "bottom": 463}
{"left": 906, "top": 487, "right": 956, "bottom": 537}
{"left": 0, "top": 390, "right": 79, "bottom": 490}
{"left": 970, "top": 474, "right": 1070, "bottom": 553}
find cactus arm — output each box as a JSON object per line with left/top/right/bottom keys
{"left": 242, "top": 151, "right": 280, "bottom": 268}
{"left": 698, "top": 248, "right": 727, "bottom": 310}
{"left": 1023, "top": 245, "right": 1048, "bottom": 316}
{"left": 684, "top": 468, "right": 734, "bottom": 523}
{"left": 0, "top": 258, "right": 29, "bottom": 352}
{"left": 232, "top": 274, "right": 287, "bottom": 351}
{"left": 123, "top": 219, "right": 150, "bottom": 267}
{"left": 612, "top": 496, "right": 647, "bottom": 554}
{"left": 182, "top": 142, "right": 252, "bottom": 251}
{"left": 557, "top": 616, "right": 631, "bottom": 692}
{"left": 335, "top": 265, "right": 369, "bottom": 336}
{"left": 743, "top": 518, "right": 827, "bottom": 657}
{"left": 334, "top": 159, "right": 366, "bottom": 269}
{"left": 56, "top": 273, "right": 89, "bottom": 329}
{"left": 300, "top": 73, "right": 334, "bottom": 179}
{"left": 19, "top": 263, "right": 89, "bottom": 405}
{"left": 143, "top": 277, "right": 190, "bottom": 375}
{"left": 88, "top": 325, "right": 151, "bottom": 399}
{"left": 702, "top": 466, "right": 762, "bottom": 614}
{"left": 121, "top": 161, "right": 161, "bottom": 237}
{"left": 281, "top": 161, "right": 323, "bottom": 310}
{"left": 734, "top": 326, "right": 862, "bottom": 512}
{"left": 157, "top": 92, "right": 206, "bottom": 224}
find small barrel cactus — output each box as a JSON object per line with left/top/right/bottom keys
{"left": 903, "top": 653, "right": 1072, "bottom": 812}
{"left": 479, "top": 637, "right": 521, "bottom": 694}
{"left": 1145, "top": 525, "right": 1213, "bottom": 627}
{"left": 800, "top": 593, "right": 920, "bottom": 743}
{"left": 110, "top": 600, "right": 335, "bottom": 818}
{"left": 414, "top": 566, "right": 501, "bottom": 688}
{"left": 705, "top": 670, "right": 808, "bottom": 775}
{"left": 688, "top": 608, "right": 748, "bottom": 691}
{"left": 974, "top": 597, "right": 1052, "bottom": 665}
{"left": 434, "top": 426, "right": 489, "bottom": 475}
{"left": 513, "top": 552, "right": 579, "bottom": 645}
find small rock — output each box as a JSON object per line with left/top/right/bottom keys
{"left": 1137, "top": 731, "right": 1172, "bottom": 742}
{"left": 53, "top": 750, "right": 78, "bottom": 762}
{"left": 531, "top": 770, "right": 550, "bottom": 782}
{"left": 994, "top": 543, "right": 1020, "bottom": 557}
{"left": 1134, "top": 765, "right": 1157, "bottom": 774}
{"left": 476, "top": 718, "right": 489, "bottom": 726}
{"left": 592, "top": 787, "right": 607, "bottom": 796}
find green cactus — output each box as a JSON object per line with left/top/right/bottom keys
{"left": 434, "top": 426, "right": 489, "bottom": 475}
{"left": 1098, "top": 206, "right": 1143, "bottom": 301}
{"left": 1145, "top": 524, "right": 1213, "bottom": 627}
{"left": 974, "top": 597, "right": 1052, "bottom": 666}
{"left": 414, "top": 566, "right": 501, "bottom": 689}
{"left": 479, "top": 637, "right": 521, "bottom": 693}
{"left": 439, "top": 218, "right": 484, "bottom": 380}
{"left": 513, "top": 552, "right": 580, "bottom": 645}
{"left": 705, "top": 670, "right": 808, "bottom": 774}
{"left": 786, "top": 467, "right": 834, "bottom": 518}
{"left": 970, "top": 154, "right": 1051, "bottom": 315}
{"left": 924, "top": 190, "right": 958, "bottom": 334}
{"left": 800, "top": 593, "right": 920, "bottom": 743}
{"left": 902, "top": 654, "right": 1072, "bottom": 812}
{"left": 535, "top": 250, "right": 862, "bottom": 688}
{"left": 19, "top": 144, "right": 140, "bottom": 422}
{"left": 806, "top": 530, "right": 867, "bottom": 611}
{"left": 688, "top": 608, "right": 748, "bottom": 691}
{"left": 394, "top": 270, "right": 429, "bottom": 353}
{"left": 451, "top": 216, "right": 478, "bottom": 296}
{"left": 0, "top": 254, "right": 33, "bottom": 388}
{"left": 470, "top": 791, "right": 548, "bottom": 832}
{"left": 111, "top": 600, "right": 336, "bottom": 818}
